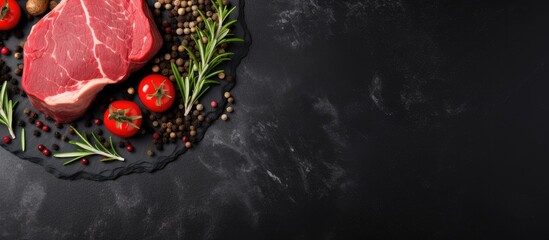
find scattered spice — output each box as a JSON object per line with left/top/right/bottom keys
{"left": 220, "top": 114, "right": 228, "bottom": 121}
{"left": 126, "top": 145, "right": 134, "bottom": 152}
{"left": 42, "top": 149, "right": 51, "bottom": 156}
{"left": 0, "top": 47, "right": 9, "bottom": 56}
{"left": 2, "top": 136, "right": 11, "bottom": 144}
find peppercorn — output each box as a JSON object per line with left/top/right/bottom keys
{"left": 218, "top": 72, "right": 225, "bottom": 79}
{"left": 54, "top": 132, "right": 61, "bottom": 139}
{"left": 3, "top": 136, "right": 11, "bottom": 144}
{"left": 61, "top": 136, "right": 69, "bottom": 142}
{"left": 211, "top": 101, "right": 217, "bottom": 108}
{"left": 190, "top": 130, "right": 197, "bottom": 137}
{"left": 42, "top": 149, "right": 51, "bottom": 157}
{"left": 224, "top": 92, "right": 231, "bottom": 98}
{"left": 155, "top": 143, "right": 164, "bottom": 151}
{"left": 220, "top": 114, "right": 228, "bottom": 121}
{"left": 197, "top": 115, "right": 204, "bottom": 121}
{"left": 42, "top": 125, "right": 50, "bottom": 132}
{"left": 1, "top": 47, "right": 9, "bottom": 56}
{"left": 185, "top": 141, "right": 192, "bottom": 148}
{"left": 226, "top": 106, "right": 234, "bottom": 113}
{"left": 126, "top": 145, "right": 134, "bottom": 152}
{"left": 94, "top": 128, "right": 103, "bottom": 136}
{"left": 35, "top": 121, "right": 43, "bottom": 128}
{"left": 81, "top": 158, "right": 89, "bottom": 166}
{"left": 24, "top": 108, "right": 30, "bottom": 116}
{"left": 17, "top": 120, "right": 25, "bottom": 127}
{"left": 227, "top": 97, "right": 234, "bottom": 103}
{"left": 94, "top": 118, "right": 102, "bottom": 125}
{"left": 196, "top": 104, "right": 204, "bottom": 111}
{"left": 32, "top": 130, "right": 40, "bottom": 137}
{"left": 147, "top": 149, "right": 155, "bottom": 157}
{"left": 52, "top": 144, "right": 60, "bottom": 151}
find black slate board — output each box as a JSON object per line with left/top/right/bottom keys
{"left": 0, "top": 0, "right": 251, "bottom": 180}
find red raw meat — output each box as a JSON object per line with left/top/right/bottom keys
{"left": 22, "top": 0, "right": 162, "bottom": 123}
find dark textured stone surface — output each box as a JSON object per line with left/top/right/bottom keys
{"left": 1, "top": 0, "right": 549, "bottom": 239}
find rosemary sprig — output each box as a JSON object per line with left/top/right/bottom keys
{"left": 173, "top": 0, "right": 243, "bottom": 116}
{"left": 0, "top": 81, "right": 18, "bottom": 139}
{"left": 53, "top": 126, "right": 124, "bottom": 165}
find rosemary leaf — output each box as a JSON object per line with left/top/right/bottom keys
{"left": 21, "top": 128, "right": 25, "bottom": 152}
{"left": 54, "top": 127, "right": 124, "bottom": 165}
{"left": 172, "top": 0, "right": 243, "bottom": 116}
{"left": 0, "top": 81, "right": 17, "bottom": 139}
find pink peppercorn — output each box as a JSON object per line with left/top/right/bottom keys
{"left": 1, "top": 47, "right": 9, "bottom": 56}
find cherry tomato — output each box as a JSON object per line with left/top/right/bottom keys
{"left": 0, "top": 0, "right": 21, "bottom": 31}
{"left": 104, "top": 100, "right": 142, "bottom": 138}
{"left": 138, "top": 74, "right": 175, "bottom": 113}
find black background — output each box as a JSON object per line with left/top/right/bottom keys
{"left": 2, "top": 0, "right": 549, "bottom": 239}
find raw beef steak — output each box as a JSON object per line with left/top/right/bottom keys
{"left": 22, "top": 0, "right": 162, "bottom": 123}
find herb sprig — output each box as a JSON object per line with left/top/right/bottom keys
{"left": 54, "top": 126, "right": 124, "bottom": 165}
{"left": 0, "top": 81, "right": 18, "bottom": 139}
{"left": 173, "top": 0, "right": 243, "bottom": 116}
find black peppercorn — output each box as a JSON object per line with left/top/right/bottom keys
{"left": 94, "top": 128, "right": 103, "bottom": 136}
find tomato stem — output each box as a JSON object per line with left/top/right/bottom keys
{"left": 0, "top": 1, "right": 9, "bottom": 20}
{"left": 107, "top": 106, "right": 142, "bottom": 129}
{"left": 147, "top": 80, "right": 172, "bottom": 107}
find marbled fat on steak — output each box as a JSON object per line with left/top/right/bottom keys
{"left": 22, "top": 0, "right": 162, "bottom": 123}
